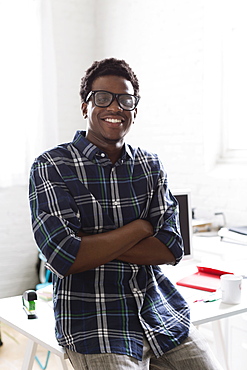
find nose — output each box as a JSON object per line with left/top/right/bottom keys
{"left": 106, "top": 97, "right": 123, "bottom": 112}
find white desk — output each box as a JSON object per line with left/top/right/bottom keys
{"left": 0, "top": 295, "right": 68, "bottom": 370}
{"left": 1, "top": 282, "right": 247, "bottom": 370}
{"left": 1, "top": 236, "right": 247, "bottom": 370}
{"left": 161, "top": 235, "right": 247, "bottom": 370}
{"left": 161, "top": 260, "right": 247, "bottom": 326}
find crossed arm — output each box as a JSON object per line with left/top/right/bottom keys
{"left": 66, "top": 219, "right": 176, "bottom": 275}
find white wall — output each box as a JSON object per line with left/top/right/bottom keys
{"left": 1, "top": 0, "right": 246, "bottom": 298}
{"left": 0, "top": 187, "right": 39, "bottom": 298}
{"left": 50, "top": 0, "right": 246, "bottom": 225}
{"left": 50, "top": 0, "right": 96, "bottom": 140}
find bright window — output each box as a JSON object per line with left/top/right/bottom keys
{"left": 0, "top": 0, "right": 41, "bottom": 186}
{"left": 222, "top": 1, "right": 247, "bottom": 160}
{"left": 0, "top": 1, "right": 58, "bottom": 186}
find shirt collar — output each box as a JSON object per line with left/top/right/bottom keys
{"left": 72, "top": 130, "right": 134, "bottom": 162}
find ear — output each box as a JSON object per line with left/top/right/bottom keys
{"left": 81, "top": 103, "right": 88, "bottom": 119}
{"left": 133, "top": 108, "right": 137, "bottom": 122}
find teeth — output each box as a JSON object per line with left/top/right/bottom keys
{"left": 104, "top": 118, "right": 122, "bottom": 123}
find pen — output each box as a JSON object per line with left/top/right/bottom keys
{"left": 193, "top": 296, "right": 221, "bottom": 303}
{"left": 203, "top": 298, "right": 220, "bottom": 303}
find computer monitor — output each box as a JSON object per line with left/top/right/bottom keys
{"left": 173, "top": 190, "right": 193, "bottom": 260}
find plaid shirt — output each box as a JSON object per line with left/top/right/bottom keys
{"left": 29, "top": 131, "right": 190, "bottom": 360}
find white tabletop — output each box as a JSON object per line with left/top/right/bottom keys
{"left": 160, "top": 256, "right": 247, "bottom": 326}
{"left": 1, "top": 276, "right": 247, "bottom": 342}
{"left": 0, "top": 295, "right": 66, "bottom": 358}
{"left": 1, "top": 236, "right": 247, "bottom": 356}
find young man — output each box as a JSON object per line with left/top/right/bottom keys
{"left": 29, "top": 58, "right": 222, "bottom": 369}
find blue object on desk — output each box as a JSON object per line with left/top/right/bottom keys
{"left": 36, "top": 269, "right": 52, "bottom": 290}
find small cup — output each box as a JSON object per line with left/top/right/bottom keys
{"left": 220, "top": 274, "right": 242, "bottom": 304}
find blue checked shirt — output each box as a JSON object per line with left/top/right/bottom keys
{"left": 29, "top": 130, "right": 190, "bottom": 360}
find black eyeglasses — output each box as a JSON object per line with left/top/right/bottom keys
{"left": 85, "top": 90, "right": 140, "bottom": 111}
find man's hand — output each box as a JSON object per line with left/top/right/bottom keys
{"left": 122, "top": 219, "right": 154, "bottom": 240}
{"left": 77, "top": 230, "right": 89, "bottom": 237}
{"left": 117, "top": 236, "right": 176, "bottom": 266}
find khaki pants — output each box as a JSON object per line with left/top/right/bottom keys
{"left": 65, "top": 325, "right": 223, "bottom": 370}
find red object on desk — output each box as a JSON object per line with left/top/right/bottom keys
{"left": 176, "top": 266, "right": 233, "bottom": 292}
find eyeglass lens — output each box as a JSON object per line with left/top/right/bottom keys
{"left": 94, "top": 91, "right": 137, "bottom": 110}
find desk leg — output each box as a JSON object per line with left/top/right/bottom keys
{"left": 22, "top": 339, "right": 37, "bottom": 370}
{"left": 59, "top": 357, "right": 68, "bottom": 370}
{"left": 211, "top": 320, "right": 229, "bottom": 370}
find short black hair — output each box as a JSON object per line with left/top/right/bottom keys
{"left": 79, "top": 58, "right": 139, "bottom": 103}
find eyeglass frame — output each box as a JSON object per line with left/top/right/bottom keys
{"left": 85, "top": 90, "right": 140, "bottom": 111}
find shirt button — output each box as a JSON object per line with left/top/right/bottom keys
{"left": 100, "top": 153, "right": 105, "bottom": 157}
{"left": 133, "top": 288, "right": 142, "bottom": 294}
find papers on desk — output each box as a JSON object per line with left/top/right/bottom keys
{"left": 36, "top": 284, "right": 53, "bottom": 302}
{"left": 218, "top": 226, "right": 247, "bottom": 245}
{"left": 176, "top": 266, "right": 233, "bottom": 292}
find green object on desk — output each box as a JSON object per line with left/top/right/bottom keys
{"left": 22, "top": 290, "right": 51, "bottom": 369}
{"left": 22, "top": 290, "right": 38, "bottom": 319}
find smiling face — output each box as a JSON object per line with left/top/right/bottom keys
{"left": 82, "top": 75, "right": 137, "bottom": 150}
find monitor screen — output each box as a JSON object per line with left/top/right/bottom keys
{"left": 173, "top": 190, "right": 193, "bottom": 260}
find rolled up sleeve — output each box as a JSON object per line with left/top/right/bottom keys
{"left": 147, "top": 165, "right": 184, "bottom": 265}
{"left": 29, "top": 157, "right": 81, "bottom": 277}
